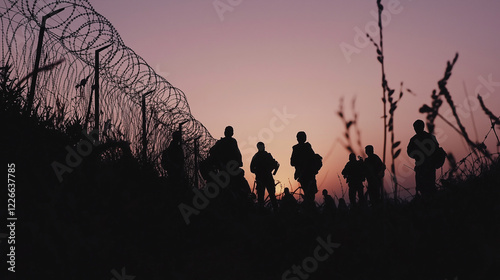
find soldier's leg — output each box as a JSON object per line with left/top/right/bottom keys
{"left": 266, "top": 182, "right": 278, "bottom": 210}
{"left": 256, "top": 181, "right": 265, "bottom": 206}
{"left": 421, "top": 165, "right": 436, "bottom": 197}
{"left": 298, "top": 177, "right": 309, "bottom": 201}
{"left": 429, "top": 166, "right": 437, "bottom": 193}
{"left": 303, "top": 175, "right": 317, "bottom": 203}
{"left": 357, "top": 184, "right": 367, "bottom": 207}
{"left": 348, "top": 185, "right": 357, "bottom": 207}
{"left": 310, "top": 177, "right": 318, "bottom": 201}
{"left": 415, "top": 166, "right": 424, "bottom": 196}
{"left": 368, "top": 179, "right": 381, "bottom": 205}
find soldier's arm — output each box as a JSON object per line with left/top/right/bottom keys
{"left": 378, "top": 156, "right": 386, "bottom": 171}
{"left": 250, "top": 156, "right": 256, "bottom": 174}
{"left": 407, "top": 138, "right": 415, "bottom": 158}
{"left": 269, "top": 153, "right": 279, "bottom": 169}
{"left": 234, "top": 139, "right": 243, "bottom": 167}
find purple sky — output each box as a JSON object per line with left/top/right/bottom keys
{"left": 90, "top": 0, "right": 500, "bottom": 200}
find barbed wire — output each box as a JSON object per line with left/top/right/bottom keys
{"left": 437, "top": 120, "right": 500, "bottom": 183}
{"left": 1, "top": 0, "right": 216, "bottom": 182}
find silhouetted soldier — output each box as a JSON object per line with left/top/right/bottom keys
{"left": 209, "top": 126, "right": 251, "bottom": 205}
{"left": 290, "top": 131, "right": 318, "bottom": 205}
{"left": 250, "top": 142, "right": 279, "bottom": 210}
{"left": 210, "top": 126, "right": 243, "bottom": 169}
{"left": 342, "top": 153, "right": 366, "bottom": 208}
{"left": 280, "top": 187, "right": 298, "bottom": 215}
{"left": 363, "top": 145, "right": 385, "bottom": 205}
{"left": 407, "top": 119, "right": 439, "bottom": 199}
{"left": 322, "top": 189, "right": 337, "bottom": 216}
{"left": 337, "top": 198, "right": 348, "bottom": 213}
{"left": 161, "top": 130, "right": 184, "bottom": 185}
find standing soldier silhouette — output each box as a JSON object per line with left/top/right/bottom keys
{"left": 363, "top": 145, "right": 385, "bottom": 205}
{"left": 250, "top": 142, "right": 279, "bottom": 211}
{"left": 209, "top": 125, "right": 251, "bottom": 207}
{"left": 342, "top": 153, "right": 366, "bottom": 208}
{"left": 407, "top": 119, "right": 439, "bottom": 199}
{"left": 161, "top": 130, "right": 185, "bottom": 185}
{"left": 210, "top": 126, "right": 243, "bottom": 169}
{"left": 291, "top": 131, "right": 319, "bottom": 205}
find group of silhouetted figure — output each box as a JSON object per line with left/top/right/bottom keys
{"left": 162, "top": 119, "right": 444, "bottom": 215}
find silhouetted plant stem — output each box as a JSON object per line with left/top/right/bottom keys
{"left": 377, "top": 0, "right": 388, "bottom": 166}
{"left": 367, "top": 0, "right": 403, "bottom": 201}
{"left": 436, "top": 113, "right": 463, "bottom": 136}
{"left": 420, "top": 54, "right": 492, "bottom": 164}
{"left": 337, "top": 96, "right": 364, "bottom": 156}
{"left": 352, "top": 97, "right": 365, "bottom": 157}
{"left": 438, "top": 54, "right": 491, "bottom": 161}
{"left": 477, "top": 95, "right": 500, "bottom": 126}
{"left": 439, "top": 55, "right": 471, "bottom": 143}
{"left": 337, "top": 173, "right": 346, "bottom": 199}
{"left": 463, "top": 82, "right": 479, "bottom": 141}
{"left": 16, "top": 59, "right": 65, "bottom": 90}
{"left": 492, "top": 122, "right": 500, "bottom": 153}
{"left": 388, "top": 83, "right": 404, "bottom": 201}
{"left": 478, "top": 94, "right": 500, "bottom": 149}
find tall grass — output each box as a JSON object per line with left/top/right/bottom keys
{"left": 478, "top": 95, "right": 500, "bottom": 148}
{"left": 387, "top": 83, "right": 404, "bottom": 199}
{"left": 0, "top": 64, "right": 25, "bottom": 115}
{"left": 336, "top": 96, "right": 365, "bottom": 156}
{"left": 374, "top": 0, "right": 389, "bottom": 165}
{"left": 417, "top": 54, "right": 500, "bottom": 185}
{"left": 419, "top": 54, "right": 492, "bottom": 163}
{"left": 366, "top": 0, "right": 405, "bottom": 201}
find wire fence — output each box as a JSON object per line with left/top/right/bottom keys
{"left": 1, "top": 0, "right": 216, "bottom": 184}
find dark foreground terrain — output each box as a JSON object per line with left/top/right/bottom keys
{"left": 2, "top": 107, "right": 500, "bottom": 280}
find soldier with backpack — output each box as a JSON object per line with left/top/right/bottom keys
{"left": 407, "top": 120, "right": 441, "bottom": 199}
{"left": 250, "top": 142, "right": 280, "bottom": 210}
{"left": 210, "top": 126, "right": 243, "bottom": 169}
{"left": 363, "top": 145, "right": 385, "bottom": 206}
{"left": 209, "top": 126, "right": 251, "bottom": 197}
{"left": 342, "top": 153, "right": 366, "bottom": 208}
{"left": 290, "top": 131, "right": 322, "bottom": 205}
{"left": 161, "top": 130, "right": 185, "bottom": 185}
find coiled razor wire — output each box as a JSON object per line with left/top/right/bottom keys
{"left": 1, "top": 0, "right": 216, "bottom": 184}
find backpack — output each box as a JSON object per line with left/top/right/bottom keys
{"left": 432, "top": 147, "right": 447, "bottom": 169}
{"left": 311, "top": 153, "right": 323, "bottom": 174}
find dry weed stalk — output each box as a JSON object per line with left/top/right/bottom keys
{"left": 420, "top": 54, "right": 491, "bottom": 162}
{"left": 366, "top": 0, "right": 405, "bottom": 201}
{"left": 336, "top": 96, "right": 365, "bottom": 156}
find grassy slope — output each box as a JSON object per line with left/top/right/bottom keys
{"left": 2, "top": 104, "right": 500, "bottom": 280}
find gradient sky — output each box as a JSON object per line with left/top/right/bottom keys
{"left": 90, "top": 0, "right": 500, "bottom": 201}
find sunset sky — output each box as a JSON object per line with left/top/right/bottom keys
{"left": 90, "top": 0, "right": 500, "bottom": 201}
